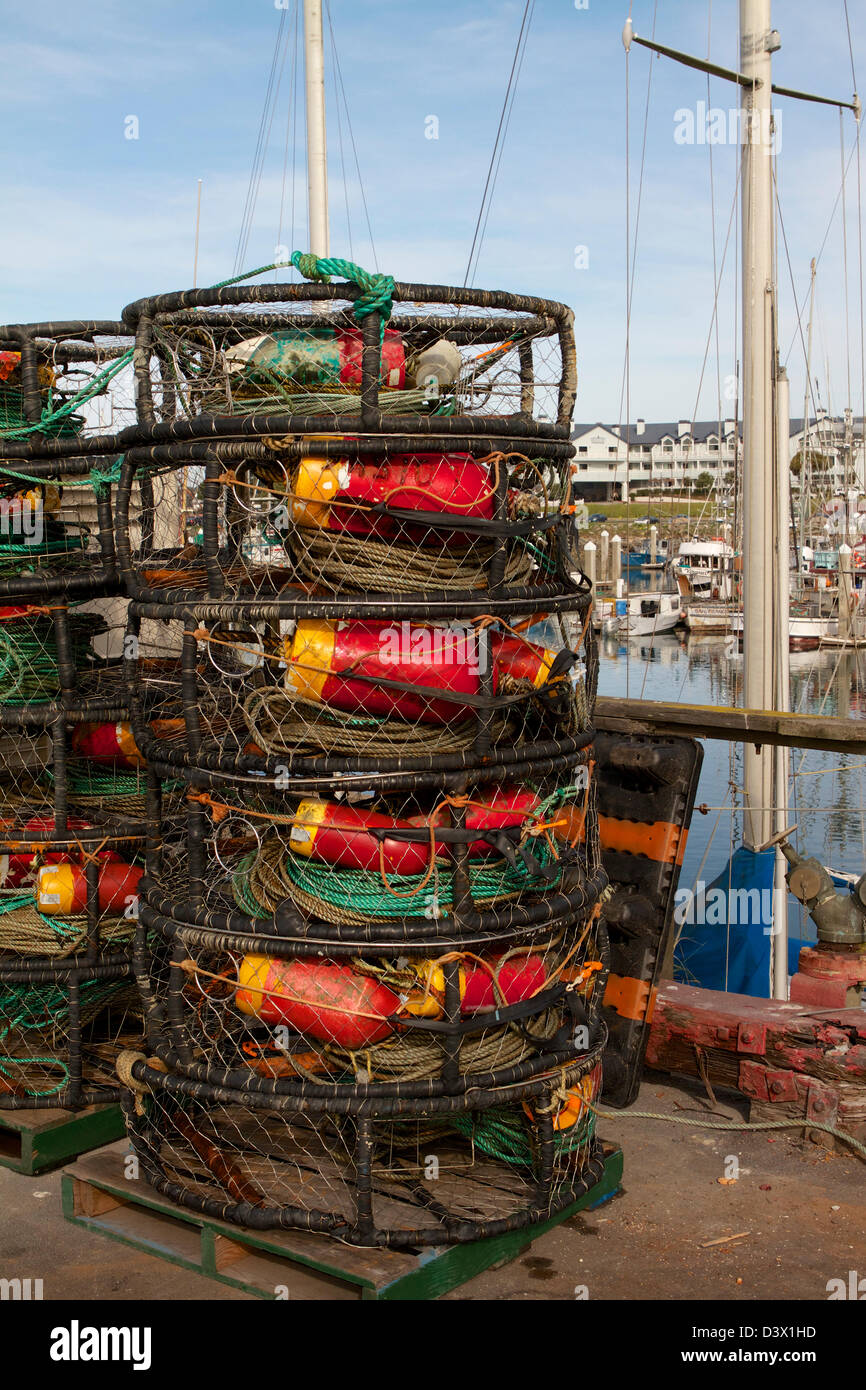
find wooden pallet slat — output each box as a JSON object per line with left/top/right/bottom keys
{"left": 0, "top": 1103, "right": 125, "bottom": 1175}
{"left": 61, "top": 1142, "right": 623, "bottom": 1301}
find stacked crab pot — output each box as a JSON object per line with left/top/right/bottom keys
{"left": 0, "top": 320, "right": 150, "bottom": 1109}
{"left": 112, "top": 267, "right": 609, "bottom": 1247}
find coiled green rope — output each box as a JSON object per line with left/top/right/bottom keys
{"left": 0, "top": 612, "right": 103, "bottom": 704}
{"left": 448, "top": 1105, "right": 596, "bottom": 1165}
{"left": 288, "top": 251, "right": 395, "bottom": 333}
{"left": 0, "top": 975, "right": 131, "bottom": 1098}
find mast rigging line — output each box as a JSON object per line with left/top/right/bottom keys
{"left": 463, "top": 0, "right": 535, "bottom": 290}
{"left": 234, "top": 4, "right": 293, "bottom": 276}
{"left": 619, "top": 1, "right": 660, "bottom": 700}
{"left": 780, "top": 135, "right": 859, "bottom": 366}
{"left": 616, "top": 0, "right": 658, "bottom": 433}
{"left": 324, "top": 0, "right": 378, "bottom": 272}
{"left": 234, "top": 2, "right": 377, "bottom": 282}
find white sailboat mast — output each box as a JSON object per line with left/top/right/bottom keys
{"left": 303, "top": 0, "right": 330, "bottom": 256}
{"left": 740, "top": 0, "right": 777, "bottom": 853}
{"left": 773, "top": 367, "right": 792, "bottom": 1000}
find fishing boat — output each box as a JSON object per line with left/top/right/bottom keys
{"left": 601, "top": 589, "right": 681, "bottom": 637}
{"left": 730, "top": 602, "right": 838, "bottom": 651}
{"left": 681, "top": 600, "right": 738, "bottom": 635}
{"left": 671, "top": 537, "right": 736, "bottom": 602}
{"left": 622, "top": 539, "right": 669, "bottom": 570}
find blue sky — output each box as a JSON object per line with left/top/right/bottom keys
{"left": 1, "top": 0, "right": 862, "bottom": 421}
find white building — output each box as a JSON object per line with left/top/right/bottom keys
{"left": 571, "top": 414, "right": 866, "bottom": 502}
{"left": 570, "top": 419, "right": 739, "bottom": 501}
{"left": 787, "top": 411, "right": 865, "bottom": 495}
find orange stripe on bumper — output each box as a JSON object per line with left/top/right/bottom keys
{"left": 598, "top": 815, "right": 688, "bottom": 866}
{"left": 604, "top": 973, "right": 657, "bottom": 1022}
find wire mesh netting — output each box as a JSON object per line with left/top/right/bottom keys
{"left": 3, "top": 275, "right": 606, "bottom": 1242}
{"left": 123, "top": 1051, "right": 605, "bottom": 1246}
{"left": 0, "top": 323, "right": 146, "bottom": 1109}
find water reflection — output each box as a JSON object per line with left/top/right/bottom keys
{"left": 597, "top": 629, "right": 866, "bottom": 896}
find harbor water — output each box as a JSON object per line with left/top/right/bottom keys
{"left": 598, "top": 620, "right": 866, "bottom": 961}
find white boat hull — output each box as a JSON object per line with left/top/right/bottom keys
{"left": 601, "top": 593, "right": 682, "bottom": 637}
{"left": 683, "top": 602, "right": 737, "bottom": 633}
{"left": 730, "top": 613, "right": 839, "bottom": 650}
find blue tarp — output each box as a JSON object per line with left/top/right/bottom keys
{"left": 675, "top": 846, "right": 808, "bottom": 997}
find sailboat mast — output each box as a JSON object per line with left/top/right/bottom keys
{"left": 303, "top": 0, "right": 330, "bottom": 256}
{"left": 740, "top": 0, "right": 777, "bottom": 852}
{"left": 800, "top": 259, "right": 817, "bottom": 555}
{"left": 773, "top": 366, "right": 791, "bottom": 1000}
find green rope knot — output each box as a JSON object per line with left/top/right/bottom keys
{"left": 89, "top": 456, "right": 124, "bottom": 495}
{"left": 290, "top": 251, "right": 395, "bottom": 337}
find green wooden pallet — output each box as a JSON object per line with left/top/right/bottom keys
{"left": 62, "top": 1142, "right": 623, "bottom": 1301}
{"left": 0, "top": 1104, "right": 125, "bottom": 1175}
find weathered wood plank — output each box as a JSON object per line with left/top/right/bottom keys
{"left": 595, "top": 696, "right": 866, "bottom": 755}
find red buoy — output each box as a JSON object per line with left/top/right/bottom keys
{"left": 283, "top": 620, "right": 557, "bottom": 724}
{"left": 236, "top": 956, "right": 399, "bottom": 1048}
{"left": 288, "top": 786, "right": 542, "bottom": 874}
{"left": 292, "top": 452, "right": 494, "bottom": 538}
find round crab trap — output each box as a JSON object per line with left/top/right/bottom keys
{"left": 0, "top": 321, "right": 153, "bottom": 1109}
{"left": 120, "top": 592, "right": 596, "bottom": 783}
{"left": 110, "top": 265, "right": 581, "bottom": 607}
{"left": 113, "top": 438, "right": 580, "bottom": 606}
{"left": 121, "top": 1045, "right": 606, "bottom": 1248}
{"left": 120, "top": 266, "right": 576, "bottom": 432}
{"left": 110, "top": 261, "right": 607, "bottom": 1247}
{"left": 0, "top": 321, "right": 136, "bottom": 600}
{"left": 0, "top": 815, "right": 147, "bottom": 1109}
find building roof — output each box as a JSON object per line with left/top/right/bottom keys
{"left": 788, "top": 415, "right": 865, "bottom": 441}
{"left": 572, "top": 417, "right": 866, "bottom": 447}
{"left": 571, "top": 420, "right": 739, "bottom": 446}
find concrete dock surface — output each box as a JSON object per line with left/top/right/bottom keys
{"left": 1, "top": 1073, "right": 863, "bottom": 1302}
